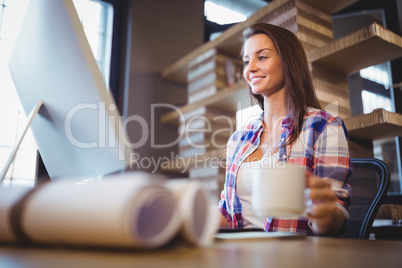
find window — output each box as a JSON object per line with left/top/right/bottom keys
{"left": 0, "top": 0, "right": 34, "bottom": 186}
{"left": 0, "top": 0, "right": 114, "bottom": 186}
{"left": 361, "top": 90, "right": 392, "bottom": 114}
{"left": 360, "top": 65, "right": 390, "bottom": 88}
{"left": 204, "top": 0, "right": 267, "bottom": 41}
{"left": 204, "top": 1, "right": 247, "bottom": 25}
{"left": 73, "top": 0, "right": 113, "bottom": 86}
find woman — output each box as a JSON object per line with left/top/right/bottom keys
{"left": 218, "top": 23, "right": 352, "bottom": 236}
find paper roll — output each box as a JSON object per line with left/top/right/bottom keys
{"left": 166, "top": 179, "right": 219, "bottom": 246}
{"left": 0, "top": 186, "right": 34, "bottom": 242}
{"left": 18, "top": 172, "right": 180, "bottom": 249}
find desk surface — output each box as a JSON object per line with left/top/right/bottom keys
{"left": 1, "top": 237, "right": 402, "bottom": 268}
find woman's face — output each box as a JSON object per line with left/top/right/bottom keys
{"left": 242, "top": 34, "right": 285, "bottom": 98}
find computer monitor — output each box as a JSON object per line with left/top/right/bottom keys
{"left": 7, "top": 0, "right": 133, "bottom": 180}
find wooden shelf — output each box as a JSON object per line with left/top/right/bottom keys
{"left": 308, "top": 23, "right": 402, "bottom": 74}
{"left": 345, "top": 109, "right": 402, "bottom": 141}
{"left": 160, "top": 80, "right": 250, "bottom": 125}
{"left": 301, "top": 0, "right": 359, "bottom": 14}
{"left": 161, "top": 0, "right": 360, "bottom": 83}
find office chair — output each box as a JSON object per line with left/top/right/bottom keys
{"left": 343, "top": 158, "right": 390, "bottom": 239}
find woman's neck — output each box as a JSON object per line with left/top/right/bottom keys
{"left": 262, "top": 90, "right": 287, "bottom": 129}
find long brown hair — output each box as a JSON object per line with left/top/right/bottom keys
{"left": 242, "top": 23, "right": 321, "bottom": 145}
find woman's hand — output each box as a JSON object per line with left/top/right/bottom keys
{"left": 305, "top": 173, "right": 346, "bottom": 236}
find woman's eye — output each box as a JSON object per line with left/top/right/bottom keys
{"left": 243, "top": 61, "right": 249, "bottom": 66}
{"left": 259, "top": 56, "right": 267, "bottom": 61}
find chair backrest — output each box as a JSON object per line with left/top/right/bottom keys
{"left": 343, "top": 158, "right": 390, "bottom": 239}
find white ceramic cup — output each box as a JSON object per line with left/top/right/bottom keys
{"left": 251, "top": 163, "right": 306, "bottom": 218}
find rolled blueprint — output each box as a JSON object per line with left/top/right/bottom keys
{"left": 0, "top": 186, "right": 33, "bottom": 242}
{"left": 0, "top": 172, "right": 181, "bottom": 249}
{"left": 166, "top": 179, "right": 220, "bottom": 246}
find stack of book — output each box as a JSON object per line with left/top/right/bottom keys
{"left": 177, "top": 106, "right": 236, "bottom": 159}
{"left": 258, "top": 0, "right": 333, "bottom": 53}
{"left": 187, "top": 48, "right": 242, "bottom": 104}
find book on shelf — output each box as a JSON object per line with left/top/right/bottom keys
{"left": 257, "top": 0, "right": 333, "bottom": 52}
{"left": 225, "top": 59, "right": 242, "bottom": 87}
{"left": 177, "top": 106, "right": 236, "bottom": 159}
{"left": 187, "top": 48, "right": 242, "bottom": 104}
{"left": 177, "top": 127, "right": 233, "bottom": 159}
{"left": 187, "top": 48, "right": 238, "bottom": 81}
{"left": 0, "top": 172, "right": 220, "bottom": 249}
{"left": 187, "top": 59, "right": 227, "bottom": 85}
{"left": 187, "top": 72, "right": 225, "bottom": 93}
{"left": 188, "top": 85, "right": 219, "bottom": 104}
{"left": 178, "top": 117, "right": 235, "bottom": 145}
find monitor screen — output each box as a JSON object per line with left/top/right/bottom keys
{"left": 8, "top": 0, "right": 133, "bottom": 180}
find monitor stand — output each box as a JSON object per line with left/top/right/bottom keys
{"left": 0, "top": 100, "right": 44, "bottom": 184}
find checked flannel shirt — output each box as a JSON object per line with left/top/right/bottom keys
{"left": 218, "top": 107, "right": 353, "bottom": 234}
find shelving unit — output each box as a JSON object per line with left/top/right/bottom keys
{"left": 160, "top": 0, "right": 402, "bottom": 174}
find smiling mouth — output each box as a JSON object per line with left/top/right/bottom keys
{"left": 250, "top": 76, "right": 265, "bottom": 83}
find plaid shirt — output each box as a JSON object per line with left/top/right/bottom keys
{"left": 218, "top": 108, "right": 352, "bottom": 234}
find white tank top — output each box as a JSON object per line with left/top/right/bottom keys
{"left": 236, "top": 152, "right": 279, "bottom": 229}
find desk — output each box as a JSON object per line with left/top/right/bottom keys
{"left": 1, "top": 237, "right": 401, "bottom": 268}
